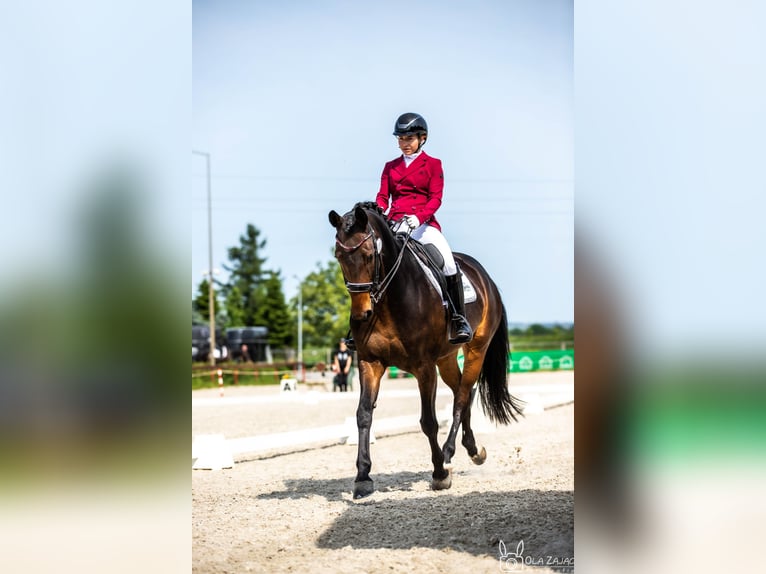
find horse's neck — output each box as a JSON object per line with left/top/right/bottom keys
{"left": 382, "top": 240, "right": 432, "bottom": 301}
{"left": 372, "top": 220, "right": 432, "bottom": 296}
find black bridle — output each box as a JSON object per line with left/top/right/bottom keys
{"left": 335, "top": 220, "right": 412, "bottom": 305}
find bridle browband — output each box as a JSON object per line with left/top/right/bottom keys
{"left": 334, "top": 231, "right": 372, "bottom": 253}
{"left": 335, "top": 218, "right": 412, "bottom": 304}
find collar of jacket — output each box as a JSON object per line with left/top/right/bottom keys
{"left": 392, "top": 151, "right": 429, "bottom": 177}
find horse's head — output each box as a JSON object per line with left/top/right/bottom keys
{"left": 328, "top": 203, "right": 384, "bottom": 321}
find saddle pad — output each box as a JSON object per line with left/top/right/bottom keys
{"left": 411, "top": 256, "right": 478, "bottom": 305}
{"left": 462, "top": 273, "right": 478, "bottom": 303}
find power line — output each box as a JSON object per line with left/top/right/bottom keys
{"left": 191, "top": 196, "right": 573, "bottom": 204}
{"left": 192, "top": 173, "right": 573, "bottom": 184}
{"left": 191, "top": 205, "right": 572, "bottom": 215}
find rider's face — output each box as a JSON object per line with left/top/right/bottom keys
{"left": 397, "top": 134, "right": 424, "bottom": 155}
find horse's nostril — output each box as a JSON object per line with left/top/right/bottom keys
{"left": 363, "top": 310, "right": 372, "bottom": 321}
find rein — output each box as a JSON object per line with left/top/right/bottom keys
{"left": 336, "top": 220, "right": 412, "bottom": 304}
{"left": 372, "top": 229, "right": 411, "bottom": 303}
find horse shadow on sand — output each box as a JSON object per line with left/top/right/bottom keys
{"left": 256, "top": 471, "right": 573, "bottom": 561}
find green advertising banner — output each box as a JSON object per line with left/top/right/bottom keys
{"left": 508, "top": 349, "right": 574, "bottom": 372}
{"left": 389, "top": 349, "right": 574, "bottom": 378}
{"left": 457, "top": 349, "right": 574, "bottom": 372}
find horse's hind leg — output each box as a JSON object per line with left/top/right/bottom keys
{"left": 414, "top": 365, "right": 451, "bottom": 490}
{"left": 440, "top": 352, "right": 487, "bottom": 465}
{"left": 461, "top": 387, "right": 487, "bottom": 465}
{"left": 436, "top": 355, "right": 469, "bottom": 466}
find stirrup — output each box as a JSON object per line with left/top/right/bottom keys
{"left": 449, "top": 316, "right": 473, "bottom": 344}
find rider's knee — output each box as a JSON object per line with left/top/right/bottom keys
{"left": 442, "top": 258, "right": 457, "bottom": 275}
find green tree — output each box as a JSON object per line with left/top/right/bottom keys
{"left": 254, "top": 271, "right": 293, "bottom": 347}
{"left": 223, "top": 223, "right": 268, "bottom": 325}
{"left": 222, "top": 284, "right": 246, "bottom": 327}
{"left": 192, "top": 279, "right": 214, "bottom": 321}
{"left": 295, "top": 257, "right": 349, "bottom": 348}
{"left": 192, "top": 277, "right": 229, "bottom": 327}
{"left": 526, "top": 323, "right": 551, "bottom": 336}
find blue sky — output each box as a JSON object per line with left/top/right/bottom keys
{"left": 193, "top": 0, "right": 573, "bottom": 323}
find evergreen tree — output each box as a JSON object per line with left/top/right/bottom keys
{"left": 223, "top": 284, "right": 246, "bottom": 327}
{"left": 192, "top": 278, "right": 227, "bottom": 327}
{"left": 193, "top": 279, "right": 213, "bottom": 321}
{"left": 223, "top": 223, "right": 268, "bottom": 325}
{"left": 255, "top": 271, "right": 293, "bottom": 347}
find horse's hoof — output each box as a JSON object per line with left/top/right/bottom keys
{"left": 353, "top": 480, "right": 375, "bottom": 499}
{"left": 432, "top": 468, "right": 452, "bottom": 491}
{"left": 471, "top": 446, "right": 487, "bottom": 465}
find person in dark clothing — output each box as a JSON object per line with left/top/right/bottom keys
{"left": 332, "top": 339, "right": 352, "bottom": 392}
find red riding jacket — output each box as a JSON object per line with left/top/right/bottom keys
{"left": 375, "top": 151, "right": 444, "bottom": 231}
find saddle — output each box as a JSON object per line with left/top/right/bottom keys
{"left": 395, "top": 233, "right": 449, "bottom": 301}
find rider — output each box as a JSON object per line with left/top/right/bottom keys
{"left": 346, "top": 112, "right": 473, "bottom": 348}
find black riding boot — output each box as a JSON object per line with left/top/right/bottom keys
{"left": 446, "top": 273, "right": 473, "bottom": 344}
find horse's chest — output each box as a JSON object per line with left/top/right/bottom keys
{"left": 365, "top": 333, "right": 406, "bottom": 362}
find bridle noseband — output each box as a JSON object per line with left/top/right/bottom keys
{"left": 335, "top": 221, "right": 411, "bottom": 305}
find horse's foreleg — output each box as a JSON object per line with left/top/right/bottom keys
{"left": 353, "top": 360, "right": 384, "bottom": 499}
{"left": 415, "top": 366, "right": 451, "bottom": 490}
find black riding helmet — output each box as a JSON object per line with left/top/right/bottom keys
{"left": 392, "top": 113, "right": 428, "bottom": 137}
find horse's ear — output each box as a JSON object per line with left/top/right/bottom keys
{"left": 328, "top": 210, "right": 342, "bottom": 228}
{"left": 353, "top": 206, "right": 368, "bottom": 230}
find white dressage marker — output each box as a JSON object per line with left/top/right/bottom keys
{"left": 192, "top": 434, "right": 234, "bottom": 470}
{"left": 280, "top": 378, "right": 298, "bottom": 392}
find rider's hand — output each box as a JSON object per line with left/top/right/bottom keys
{"left": 404, "top": 214, "right": 420, "bottom": 230}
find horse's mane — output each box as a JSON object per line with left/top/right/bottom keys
{"left": 349, "top": 201, "right": 389, "bottom": 233}
{"left": 353, "top": 201, "right": 384, "bottom": 216}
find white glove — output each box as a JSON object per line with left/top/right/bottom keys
{"left": 404, "top": 214, "right": 420, "bottom": 230}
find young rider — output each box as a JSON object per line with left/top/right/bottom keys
{"left": 372, "top": 112, "right": 473, "bottom": 346}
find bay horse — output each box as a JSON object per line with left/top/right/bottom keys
{"left": 328, "top": 202, "right": 523, "bottom": 499}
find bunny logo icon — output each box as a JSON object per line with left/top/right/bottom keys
{"left": 498, "top": 539, "right": 524, "bottom": 571}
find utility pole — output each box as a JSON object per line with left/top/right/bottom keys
{"left": 194, "top": 150, "right": 216, "bottom": 367}
{"left": 294, "top": 276, "right": 303, "bottom": 381}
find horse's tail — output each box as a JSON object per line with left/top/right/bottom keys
{"left": 478, "top": 304, "right": 524, "bottom": 424}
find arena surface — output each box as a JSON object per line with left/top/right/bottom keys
{"left": 192, "top": 371, "right": 574, "bottom": 573}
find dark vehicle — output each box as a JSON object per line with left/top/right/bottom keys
{"left": 225, "top": 328, "right": 244, "bottom": 359}
{"left": 192, "top": 325, "right": 228, "bottom": 362}
{"left": 227, "top": 326, "right": 270, "bottom": 363}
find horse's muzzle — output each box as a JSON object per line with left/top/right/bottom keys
{"left": 350, "top": 294, "right": 373, "bottom": 321}
{"left": 351, "top": 308, "right": 373, "bottom": 322}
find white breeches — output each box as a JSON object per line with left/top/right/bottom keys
{"left": 394, "top": 221, "right": 457, "bottom": 275}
